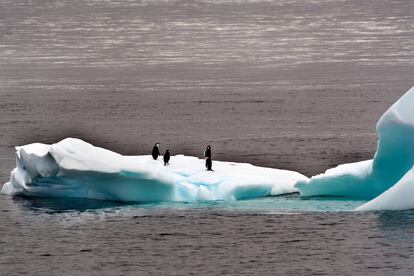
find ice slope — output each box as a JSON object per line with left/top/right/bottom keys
{"left": 356, "top": 167, "right": 414, "bottom": 211}
{"left": 295, "top": 86, "right": 414, "bottom": 200}
{"left": 1, "top": 138, "right": 307, "bottom": 202}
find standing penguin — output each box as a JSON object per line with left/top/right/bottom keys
{"left": 163, "top": 149, "right": 170, "bottom": 166}
{"left": 204, "top": 145, "right": 213, "bottom": 171}
{"left": 152, "top": 143, "right": 160, "bottom": 160}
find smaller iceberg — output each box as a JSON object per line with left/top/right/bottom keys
{"left": 1, "top": 138, "right": 307, "bottom": 202}
{"left": 295, "top": 87, "right": 414, "bottom": 201}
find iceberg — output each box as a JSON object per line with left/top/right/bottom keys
{"left": 1, "top": 138, "right": 307, "bottom": 202}
{"left": 3, "top": 86, "right": 414, "bottom": 211}
{"left": 356, "top": 167, "right": 414, "bottom": 211}
{"left": 295, "top": 87, "right": 414, "bottom": 202}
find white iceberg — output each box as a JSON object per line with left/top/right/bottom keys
{"left": 295, "top": 86, "right": 414, "bottom": 207}
{"left": 3, "top": 86, "right": 414, "bottom": 211}
{"left": 1, "top": 138, "right": 307, "bottom": 202}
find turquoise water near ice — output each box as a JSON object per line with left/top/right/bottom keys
{"left": 145, "top": 195, "right": 367, "bottom": 213}
{"left": 13, "top": 193, "right": 367, "bottom": 214}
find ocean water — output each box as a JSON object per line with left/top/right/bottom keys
{"left": 2, "top": 195, "right": 414, "bottom": 275}
{"left": 1, "top": 0, "right": 414, "bottom": 274}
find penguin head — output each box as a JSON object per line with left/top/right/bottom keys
{"left": 155, "top": 143, "right": 160, "bottom": 146}
{"left": 207, "top": 145, "right": 211, "bottom": 149}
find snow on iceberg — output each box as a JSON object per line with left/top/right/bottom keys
{"left": 295, "top": 86, "right": 414, "bottom": 200}
{"left": 1, "top": 138, "right": 307, "bottom": 202}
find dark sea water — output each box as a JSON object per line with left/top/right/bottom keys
{"left": 1, "top": 0, "right": 414, "bottom": 274}
{"left": 3, "top": 196, "right": 414, "bottom": 275}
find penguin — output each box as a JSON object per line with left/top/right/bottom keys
{"left": 204, "top": 145, "right": 213, "bottom": 171}
{"left": 152, "top": 143, "right": 160, "bottom": 160}
{"left": 163, "top": 149, "right": 170, "bottom": 166}
{"left": 206, "top": 157, "right": 212, "bottom": 171}
{"left": 204, "top": 145, "right": 211, "bottom": 159}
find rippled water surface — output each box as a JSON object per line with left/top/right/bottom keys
{"left": 1, "top": 0, "right": 414, "bottom": 274}
{"left": 0, "top": 0, "right": 413, "bottom": 177}
{"left": 2, "top": 196, "right": 414, "bottom": 275}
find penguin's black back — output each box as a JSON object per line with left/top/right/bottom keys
{"left": 152, "top": 145, "right": 160, "bottom": 160}
{"left": 163, "top": 150, "right": 170, "bottom": 164}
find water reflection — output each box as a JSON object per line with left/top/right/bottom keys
{"left": 13, "top": 196, "right": 131, "bottom": 214}
{"left": 375, "top": 210, "right": 414, "bottom": 242}
{"left": 10, "top": 194, "right": 368, "bottom": 215}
